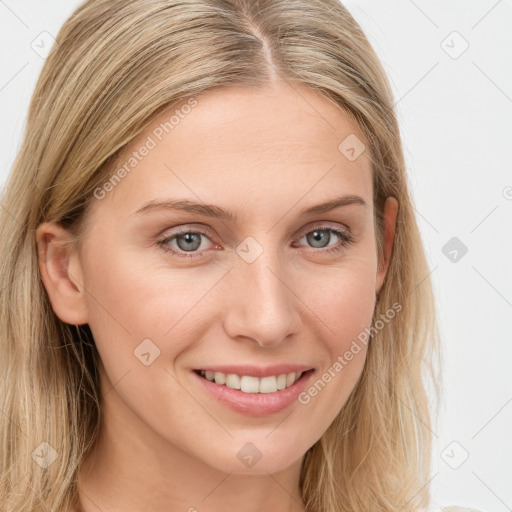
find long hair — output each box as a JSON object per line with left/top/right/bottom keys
{"left": 0, "top": 1, "right": 441, "bottom": 510}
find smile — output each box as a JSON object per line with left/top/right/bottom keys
{"left": 191, "top": 367, "right": 316, "bottom": 416}
{"left": 195, "top": 369, "right": 304, "bottom": 393}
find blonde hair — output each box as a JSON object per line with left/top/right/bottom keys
{"left": 0, "top": 1, "right": 441, "bottom": 511}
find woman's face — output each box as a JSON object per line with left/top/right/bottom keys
{"left": 39, "top": 81, "right": 396, "bottom": 476}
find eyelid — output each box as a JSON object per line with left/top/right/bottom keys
{"left": 296, "top": 220, "right": 350, "bottom": 238}
{"left": 159, "top": 223, "right": 217, "bottom": 243}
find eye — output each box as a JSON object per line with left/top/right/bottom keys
{"left": 157, "top": 229, "right": 217, "bottom": 259}
{"left": 294, "top": 225, "right": 354, "bottom": 255}
{"left": 156, "top": 224, "right": 354, "bottom": 260}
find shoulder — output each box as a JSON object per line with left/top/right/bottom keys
{"left": 443, "top": 507, "right": 490, "bottom": 512}
{"left": 419, "top": 506, "right": 490, "bottom": 512}
{"left": 437, "top": 506, "right": 490, "bottom": 512}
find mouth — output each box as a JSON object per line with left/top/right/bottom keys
{"left": 193, "top": 368, "right": 315, "bottom": 394}
{"left": 191, "top": 366, "right": 316, "bottom": 416}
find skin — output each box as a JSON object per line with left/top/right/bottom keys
{"left": 36, "top": 80, "right": 398, "bottom": 512}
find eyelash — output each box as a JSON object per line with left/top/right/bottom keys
{"left": 156, "top": 224, "right": 354, "bottom": 259}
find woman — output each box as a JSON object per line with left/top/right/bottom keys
{"left": 0, "top": 1, "right": 485, "bottom": 511}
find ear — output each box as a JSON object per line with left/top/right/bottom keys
{"left": 375, "top": 196, "right": 399, "bottom": 294}
{"left": 35, "top": 222, "right": 89, "bottom": 325}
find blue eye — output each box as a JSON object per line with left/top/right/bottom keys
{"left": 156, "top": 225, "right": 354, "bottom": 259}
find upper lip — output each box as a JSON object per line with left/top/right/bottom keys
{"left": 194, "top": 364, "right": 314, "bottom": 378}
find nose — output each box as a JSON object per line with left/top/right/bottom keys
{"left": 222, "top": 245, "right": 302, "bottom": 348}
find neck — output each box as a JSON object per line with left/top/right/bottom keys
{"left": 75, "top": 383, "right": 306, "bottom": 512}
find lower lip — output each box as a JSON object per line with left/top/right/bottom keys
{"left": 192, "top": 369, "right": 315, "bottom": 417}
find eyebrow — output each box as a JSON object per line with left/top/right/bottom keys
{"left": 133, "top": 194, "right": 367, "bottom": 222}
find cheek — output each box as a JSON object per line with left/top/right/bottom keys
{"left": 315, "top": 271, "right": 375, "bottom": 321}
{"left": 81, "top": 246, "right": 207, "bottom": 428}
{"left": 82, "top": 243, "right": 223, "bottom": 365}
{"left": 293, "top": 261, "right": 376, "bottom": 420}
{"left": 298, "top": 256, "right": 377, "bottom": 346}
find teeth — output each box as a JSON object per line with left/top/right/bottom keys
{"left": 259, "top": 376, "right": 277, "bottom": 393}
{"left": 200, "top": 370, "right": 304, "bottom": 393}
{"left": 225, "top": 373, "right": 241, "bottom": 389}
{"left": 214, "top": 372, "right": 226, "bottom": 385}
{"left": 286, "top": 372, "right": 296, "bottom": 387}
{"left": 241, "top": 375, "right": 260, "bottom": 393}
{"left": 276, "top": 373, "right": 287, "bottom": 390}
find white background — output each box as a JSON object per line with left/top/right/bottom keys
{"left": 1, "top": 1, "right": 511, "bottom": 511}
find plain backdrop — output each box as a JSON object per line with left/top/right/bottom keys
{"left": 1, "top": 1, "right": 511, "bottom": 511}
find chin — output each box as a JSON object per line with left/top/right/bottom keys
{"left": 203, "top": 439, "right": 306, "bottom": 475}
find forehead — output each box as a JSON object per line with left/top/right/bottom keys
{"left": 92, "top": 82, "right": 372, "bottom": 220}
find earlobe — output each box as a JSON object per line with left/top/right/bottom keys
{"left": 375, "top": 196, "right": 399, "bottom": 294}
{"left": 35, "top": 222, "right": 89, "bottom": 325}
